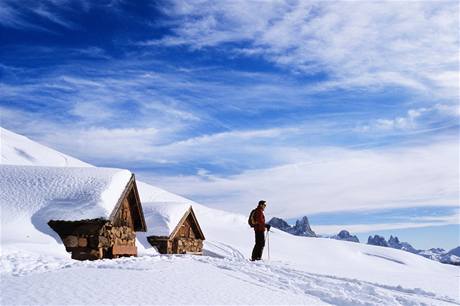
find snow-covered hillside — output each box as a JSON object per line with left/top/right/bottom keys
{"left": 0, "top": 127, "right": 90, "bottom": 167}
{"left": 1, "top": 127, "right": 459, "bottom": 305}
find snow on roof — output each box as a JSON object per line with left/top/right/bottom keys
{"left": 0, "top": 127, "right": 90, "bottom": 167}
{"left": 137, "top": 181, "right": 196, "bottom": 237}
{"left": 0, "top": 165, "right": 132, "bottom": 245}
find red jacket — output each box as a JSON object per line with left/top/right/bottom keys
{"left": 253, "top": 207, "right": 266, "bottom": 232}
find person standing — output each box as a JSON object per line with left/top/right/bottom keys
{"left": 250, "top": 200, "right": 271, "bottom": 261}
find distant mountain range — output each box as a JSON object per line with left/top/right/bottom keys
{"left": 368, "top": 234, "right": 460, "bottom": 265}
{"left": 368, "top": 235, "right": 418, "bottom": 253}
{"left": 268, "top": 216, "right": 460, "bottom": 266}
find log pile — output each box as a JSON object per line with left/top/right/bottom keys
{"left": 99, "top": 223, "right": 136, "bottom": 248}
{"left": 175, "top": 238, "right": 203, "bottom": 254}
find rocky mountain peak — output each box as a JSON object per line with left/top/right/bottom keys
{"left": 268, "top": 216, "right": 316, "bottom": 237}
{"left": 268, "top": 217, "right": 291, "bottom": 232}
{"left": 367, "top": 235, "right": 388, "bottom": 247}
{"left": 332, "top": 230, "right": 360, "bottom": 243}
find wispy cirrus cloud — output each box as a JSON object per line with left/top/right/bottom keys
{"left": 1, "top": 54, "right": 458, "bottom": 172}
{"left": 148, "top": 1, "right": 459, "bottom": 97}
{"left": 0, "top": 0, "right": 84, "bottom": 30}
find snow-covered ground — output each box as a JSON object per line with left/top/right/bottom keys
{"left": 1, "top": 127, "right": 459, "bottom": 305}
{"left": 3, "top": 251, "right": 458, "bottom": 306}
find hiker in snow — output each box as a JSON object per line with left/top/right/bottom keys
{"left": 249, "top": 200, "right": 271, "bottom": 261}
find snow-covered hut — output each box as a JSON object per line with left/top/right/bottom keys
{"left": 146, "top": 206, "right": 205, "bottom": 254}
{"left": 0, "top": 165, "right": 146, "bottom": 260}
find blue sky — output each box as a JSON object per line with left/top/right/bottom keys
{"left": 0, "top": 0, "right": 459, "bottom": 249}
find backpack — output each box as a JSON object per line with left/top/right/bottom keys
{"left": 248, "top": 209, "right": 257, "bottom": 228}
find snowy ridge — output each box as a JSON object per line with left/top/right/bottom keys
{"left": 0, "top": 127, "right": 90, "bottom": 167}
{"left": 1, "top": 126, "right": 459, "bottom": 305}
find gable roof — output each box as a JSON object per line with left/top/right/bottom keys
{"left": 109, "top": 173, "right": 146, "bottom": 232}
{"left": 169, "top": 206, "right": 205, "bottom": 240}
{"left": 119, "top": 180, "right": 208, "bottom": 244}
{"left": 0, "top": 165, "right": 144, "bottom": 244}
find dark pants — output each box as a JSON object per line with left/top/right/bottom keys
{"left": 251, "top": 231, "right": 265, "bottom": 260}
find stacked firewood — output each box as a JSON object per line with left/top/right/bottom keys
{"left": 99, "top": 223, "right": 136, "bottom": 248}
{"left": 175, "top": 238, "right": 203, "bottom": 254}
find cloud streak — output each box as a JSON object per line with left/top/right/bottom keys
{"left": 150, "top": 1, "right": 459, "bottom": 98}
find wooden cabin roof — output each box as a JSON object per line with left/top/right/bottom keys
{"left": 109, "top": 174, "right": 146, "bottom": 232}
{"left": 169, "top": 206, "right": 205, "bottom": 240}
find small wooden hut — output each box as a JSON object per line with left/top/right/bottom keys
{"left": 48, "top": 174, "right": 146, "bottom": 260}
{"left": 147, "top": 206, "right": 205, "bottom": 255}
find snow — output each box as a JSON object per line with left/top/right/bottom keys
{"left": 1, "top": 252, "right": 458, "bottom": 306}
{"left": 1, "top": 254, "right": 326, "bottom": 305}
{"left": 0, "top": 165, "right": 131, "bottom": 247}
{"left": 1, "top": 126, "right": 459, "bottom": 305}
{"left": 137, "top": 181, "right": 195, "bottom": 238}
{"left": 0, "top": 127, "right": 90, "bottom": 167}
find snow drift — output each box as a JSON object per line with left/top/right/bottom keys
{"left": 0, "top": 165, "right": 132, "bottom": 246}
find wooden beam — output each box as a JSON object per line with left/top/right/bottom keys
{"left": 112, "top": 245, "right": 137, "bottom": 256}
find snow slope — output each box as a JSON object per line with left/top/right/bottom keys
{"left": 0, "top": 127, "right": 90, "bottom": 167}
{"left": 1, "top": 127, "right": 459, "bottom": 305}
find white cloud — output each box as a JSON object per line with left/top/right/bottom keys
{"left": 409, "top": 212, "right": 460, "bottom": 224}
{"left": 43, "top": 125, "right": 302, "bottom": 166}
{"left": 142, "top": 100, "right": 201, "bottom": 122}
{"left": 41, "top": 127, "right": 161, "bottom": 164}
{"left": 141, "top": 139, "right": 459, "bottom": 218}
{"left": 33, "top": 5, "right": 77, "bottom": 29}
{"left": 314, "top": 209, "right": 460, "bottom": 235}
{"left": 165, "top": 127, "right": 299, "bottom": 147}
{"left": 152, "top": 1, "right": 459, "bottom": 97}
{"left": 356, "top": 104, "right": 459, "bottom": 133}
{"left": 0, "top": 1, "right": 55, "bottom": 32}
{"left": 0, "top": 0, "right": 96, "bottom": 31}
{"left": 314, "top": 219, "right": 458, "bottom": 236}
{"left": 0, "top": 0, "right": 63, "bottom": 30}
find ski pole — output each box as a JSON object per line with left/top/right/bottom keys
{"left": 266, "top": 230, "right": 270, "bottom": 261}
